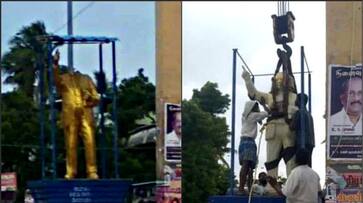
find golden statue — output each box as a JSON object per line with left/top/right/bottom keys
{"left": 53, "top": 50, "right": 100, "bottom": 179}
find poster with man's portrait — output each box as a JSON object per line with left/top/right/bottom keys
{"left": 327, "top": 64, "right": 362, "bottom": 160}
{"left": 165, "top": 103, "right": 181, "bottom": 162}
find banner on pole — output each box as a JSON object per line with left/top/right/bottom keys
{"left": 325, "top": 163, "right": 362, "bottom": 202}
{"left": 164, "top": 103, "right": 181, "bottom": 162}
{"left": 327, "top": 64, "right": 362, "bottom": 160}
{"left": 326, "top": 64, "right": 363, "bottom": 203}
{"left": 1, "top": 172, "right": 17, "bottom": 192}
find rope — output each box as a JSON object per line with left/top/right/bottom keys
{"left": 276, "top": 1, "right": 290, "bottom": 18}
{"left": 236, "top": 50, "right": 253, "bottom": 74}
{"left": 281, "top": 1, "right": 289, "bottom": 15}
{"left": 52, "top": 2, "right": 96, "bottom": 34}
{"left": 277, "top": 1, "right": 288, "bottom": 16}
{"left": 303, "top": 52, "right": 311, "bottom": 73}
{"left": 277, "top": 1, "right": 280, "bottom": 16}
{"left": 288, "top": 1, "right": 290, "bottom": 12}
{"left": 277, "top": 2, "right": 281, "bottom": 16}
{"left": 247, "top": 124, "right": 266, "bottom": 203}
{"left": 283, "top": 2, "right": 285, "bottom": 15}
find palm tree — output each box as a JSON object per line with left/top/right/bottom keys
{"left": 1, "top": 21, "right": 48, "bottom": 97}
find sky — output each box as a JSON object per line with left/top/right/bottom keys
{"left": 1, "top": 1, "right": 155, "bottom": 92}
{"left": 183, "top": 1, "right": 327, "bottom": 185}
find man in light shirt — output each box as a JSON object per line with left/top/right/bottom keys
{"left": 238, "top": 101, "right": 269, "bottom": 193}
{"left": 281, "top": 148, "right": 322, "bottom": 203}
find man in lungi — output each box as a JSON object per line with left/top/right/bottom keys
{"left": 239, "top": 101, "right": 269, "bottom": 193}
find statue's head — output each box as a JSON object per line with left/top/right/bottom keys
{"left": 274, "top": 72, "right": 284, "bottom": 90}
{"left": 271, "top": 72, "right": 296, "bottom": 93}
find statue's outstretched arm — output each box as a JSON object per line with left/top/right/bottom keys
{"left": 242, "top": 70, "right": 270, "bottom": 104}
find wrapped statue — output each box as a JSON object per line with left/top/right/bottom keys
{"left": 53, "top": 51, "right": 100, "bottom": 179}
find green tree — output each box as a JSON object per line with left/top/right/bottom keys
{"left": 115, "top": 68, "right": 156, "bottom": 182}
{"left": 1, "top": 89, "right": 66, "bottom": 202}
{"left": 1, "top": 21, "right": 48, "bottom": 97}
{"left": 183, "top": 82, "right": 231, "bottom": 202}
{"left": 0, "top": 21, "right": 66, "bottom": 202}
{"left": 93, "top": 68, "right": 156, "bottom": 181}
{"left": 116, "top": 68, "right": 155, "bottom": 138}
{"left": 1, "top": 91, "right": 42, "bottom": 202}
{"left": 192, "top": 81, "right": 230, "bottom": 115}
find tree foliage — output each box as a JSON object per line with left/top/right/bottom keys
{"left": 183, "top": 82, "right": 230, "bottom": 202}
{"left": 101, "top": 68, "right": 156, "bottom": 181}
{"left": 1, "top": 21, "right": 48, "bottom": 97}
{"left": 116, "top": 68, "right": 155, "bottom": 139}
{"left": 192, "top": 81, "right": 230, "bottom": 115}
{"left": 116, "top": 68, "right": 156, "bottom": 182}
{"left": 1, "top": 91, "right": 42, "bottom": 202}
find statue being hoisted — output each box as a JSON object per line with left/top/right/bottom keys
{"left": 53, "top": 50, "right": 100, "bottom": 179}
{"left": 242, "top": 68, "right": 297, "bottom": 178}
{"left": 241, "top": 7, "right": 299, "bottom": 178}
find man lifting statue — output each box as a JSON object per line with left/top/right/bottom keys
{"left": 53, "top": 50, "right": 100, "bottom": 179}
